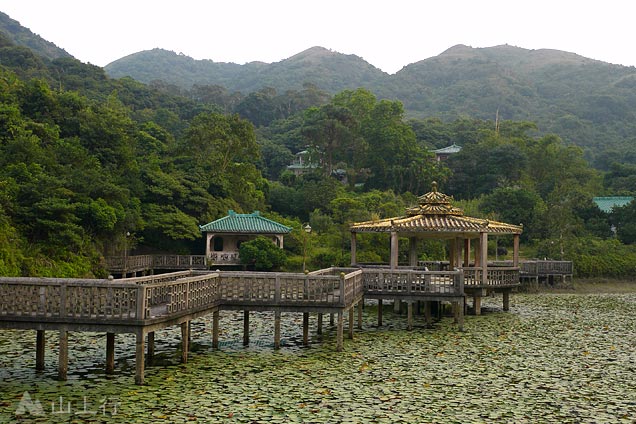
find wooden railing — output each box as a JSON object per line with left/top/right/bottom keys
{"left": 463, "top": 267, "right": 520, "bottom": 287}
{"left": 208, "top": 251, "right": 240, "bottom": 265}
{"left": 105, "top": 255, "right": 208, "bottom": 272}
{"left": 0, "top": 277, "right": 140, "bottom": 321}
{"left": 217, "top": 270, "right": 363, "bottom": 307}
{"left": 520, "top": 260, "right": 573, "bottom": 276}
{"left": 141, "top": 273, "right": 220, "bottom": 318}
{"left": 362, "top": 269, "right": 463, "bottom": 296}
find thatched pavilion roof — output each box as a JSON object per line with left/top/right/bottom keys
{"left": 350, "top": 183, "right": 522, "bottom": 237}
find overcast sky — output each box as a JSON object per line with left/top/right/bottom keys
{"left": 2, "top": 1, "right": 635, "bottom": 74}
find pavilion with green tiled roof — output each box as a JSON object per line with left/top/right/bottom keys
{"left": 200, "top": 211, "right": 292, "bottom": 265}
{"left": 592, "top": 196, "right": 634, "bottom": 213}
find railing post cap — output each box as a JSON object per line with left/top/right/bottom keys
{"left": 304, "top": 269, "right": 309, "bottom": 275}
{"left": 108, "top": 275, "right": 114, "bottom": 280}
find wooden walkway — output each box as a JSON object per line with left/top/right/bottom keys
{"left": 0, "top": 267, "right": 482, "bottom": 385}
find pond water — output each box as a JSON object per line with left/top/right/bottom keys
{"left": 1, "top": 294, "right": 635, "bottom": 423}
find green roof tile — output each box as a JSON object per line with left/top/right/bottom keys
{"left": 593, "top": 197, "right": 634, "bottom": 213}
{"left": 199, "top": 210, "right": 292, "bottom": 234}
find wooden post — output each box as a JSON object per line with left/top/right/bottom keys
{"left": 390, "top": 230, "right": 399, "bottom": 269}
{"left": 336, "top": 311, "right": 344, "bottom": 351}
{"left": 457, "top": 299, "right": 465, "bottom": 331}
{"left": 409, "top": 237, "right": 418, "bottom": 267}
{"left": 147, "top": 331, "right": 155, "bottom": 362}
{"left": 36, "top": 330, "right": 45, "bottom": 371}
{"left": 503, "top": 290, "right": 510, "bottom": 311}
{"left": 58, "top": 328, "right": 68, "bottom": 381}
{"left": 350, "top": 232, "right": 357, "bottom": 266}
{"left": 330, "top": 313, "right": 335, "bottom": 326}
{"left": 181, "top": 321, "right": 189, "bottom": 363}
{"left": 348, "top": 307, "right": 354, "bottom": 339}
{"left": 357, "top": 301, "right": 363, "bottom": 330}
{"left": 464, "top": 238, "right": 471, "bottom": 267}
{"left": 274, "top": 310, "right": 281, "bottom": 349}
{"left": 303, "top": 312, "right": 309, "bottom": 346}
{"left": 474, "top": 295, "right": 482, "bottom": 316}
{"left": 394, "top": 299, "right": 401, "bottom": 313}
{"left": 407, "top": 302, "right": 413, "bottom": 331}
{"left": 135, "top": 331, "right": 145, "bottom": 385}
{"left": 243, "top": 310, "right": 250, "bottom": 346}
{"left": 378, "top": 299, "right": 383, "bottom": 326}
{"left": 317, "top": 313, "right": 323, "bottom": 335}
{"left": 106, "top": 332, "right": 115, "bottom": 374}
{"left": 424, "top": 301, "right": 432, "bottom": 327}
{"left": 212, "top": 310, "right": 220, "bottom": 349}
{"left": 480, "top": 232, "right": 488, "bottom": 285}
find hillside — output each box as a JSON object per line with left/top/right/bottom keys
{"left": 106, "top": 46, "right": 388, "bottom": 93}
{"left": 0, "top": 12, "right": 72, "bottom": 60}
{"left": 105, "top": 44, "right": 636, "bottom": 166}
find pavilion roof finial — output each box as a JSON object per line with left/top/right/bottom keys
{"left": 405, "top": 183, "right": 463, "bottom": 216}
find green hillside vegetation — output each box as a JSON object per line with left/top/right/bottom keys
{"left": 1, "top": 16, "right": 636, "bottom": 278}
{"left": 105, "top": 44, "right": 636, "bottom": 169}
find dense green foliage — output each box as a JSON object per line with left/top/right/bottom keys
{"left": 104, "top": 45, "right": 636, "bottom": 169}
{"left": 1, "top": 20, "right": 636, "bottom": 278}
{"left": 239, "top": 236, "right": 287, "bottom": 271}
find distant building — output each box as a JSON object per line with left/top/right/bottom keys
{"left": 200, "top": 211, "right": 292, "bottom": 266}
{"left": 431, "top": 143, "right": 462, "bottom": 162}
{"left": 286, "top": 150, "right": 319, "bottom": 176}
{"left": 592, "top": 196, "right": 634, "bottom": 213}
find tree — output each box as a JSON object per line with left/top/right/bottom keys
{"left": 239, "top": 236, "right": 287, "bottom": 271}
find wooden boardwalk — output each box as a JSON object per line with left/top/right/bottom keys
{"left": 0, "top": 266, "right": 489, "bottom": 385}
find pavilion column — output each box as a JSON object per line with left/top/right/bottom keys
{"left": 350, "top": 232, "right": 357, "bottom": 266}
{"left": 205, "top": 233, "right": 212, "bottom": 257}
{"left": 480, "top": 232, "right": 488, "bottom": 285}
{"left": 390, "top": 231, "right": 399, "bottom": 269}
{"left": 464, "top": 238, "right": 471, "bottom": 267}
{"left": 409, "top": 237, "right": 418, "bottom": 267}
{"left": 513, "top": 234, "right": 520, "bottom": 267}
{"left": 455, "top": 237, "right": 463, "bottom": 269}
{"left": 449, "top": 238, "right": 456, "bottom": 269}
{"left": 474, "top": 238, "right": 481, "bottom": 267}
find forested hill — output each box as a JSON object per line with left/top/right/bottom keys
{"left": 105, "top": 45, "right": 636, "bottom": 166}
{"left": 105, "top": 47, "right": 388, "bottom": 94}
{"left": 0, "top": 12, "right": 72, "bottom": 61}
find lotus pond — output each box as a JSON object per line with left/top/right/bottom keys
{"left": 1, "top": 292, "right": 635, "bottom": 423}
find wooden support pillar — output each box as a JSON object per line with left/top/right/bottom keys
{"left": 394, "top": 298, "right": 401, "bottom": 313}
{"left": 480, "top": 232, "right": 488, "bottom": 285}
{"left": 135, "top": 331, "right": 145, "bottom": 385}
{"left": 317, "top": 313, "right": 323, "bottom": 335}
{"left": 457, "top": 299, "right": 465, "bottom": 331}
{"left": 464, "top": 239, "right": 471, "bottom": 267}
{"left": 274, "top": 310, "right": 281, "bottom": 350}
{"left": 303, "top": 312, "right": 309, "bottom": 346}
{"left": 147, "top": 331, "right": 155, "bottom": 363}
{"left": 378, "top": 299, "right": 383, "bottom": 326}
{"left": 350, "top": 232, "right": 357, "bottom": 266}
{"left": 36, "top": 330, "right": 45, "bottom": 371}
{"left": 330, "top": 313, "right": 335, "bottom": 326}
{"left": 409, "top": 237, "right": 418, "bottom": 267}
{"left": 357, "top": 301, "right": 363, "bottom": 330}
{"left": 348, "top": 307, "right": 354, "bottom": 340}
{"left": 106, "top": 332, "right": 115, "bottom": 374}
{"left": 407, "top": 302, "right": 413, "bottom": 331}
{"left": 212, "top": 310, "right": 219, "bottom": 349}
{"left": 336, "top": 311, "right": 344, "bottom": 351}
{"left": 424, "top": 301, "right": 432, "bottom": 327}
{"left": 473, "top": 294, "right": 482, "bottom": 316}
{"left": 503, "top": 290, "right": 510, "bottom": 311}
{"left": 390, "top": 230, "right": 399, "bottom": 269}
{"left": 181, "top": 321, "right": 189, "bottom": 363}
{"left": 58, "top": 328, "right": 68, "bottom": 381}
{"left": 243, "top": 310, "right": 250, "bottom": 346}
